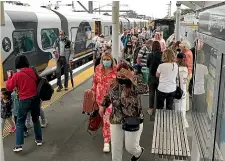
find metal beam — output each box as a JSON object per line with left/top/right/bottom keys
{"left": 74, "top": 10, "right": 131, "bottom": 13}
{"left": 77, "top": 1, "right": 89, "bottom": 13}
{"left": 88, "top": 1, "right": 93, "bottom": 13}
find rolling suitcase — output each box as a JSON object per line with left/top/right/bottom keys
{"left": 82, "top": 89, "right": 98, "bottom": 115}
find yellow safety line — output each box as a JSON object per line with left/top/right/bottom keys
{"left": 2, "top": 66, "right": 94, "bottom": 138}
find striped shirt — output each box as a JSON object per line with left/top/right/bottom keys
{"left": 138, "top": 46, "right": 152, "bottom": 67}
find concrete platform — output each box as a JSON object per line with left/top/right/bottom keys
{"left": 3, "top": 77, "right": 193, "bottom": 161}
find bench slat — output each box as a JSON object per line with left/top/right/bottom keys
{"left": 155, "top": 109, "right": 160, "bottom": 154}
{"left": 175, "top": 111, "right": 183, "bottom": 156}
{"left": 178, "top": 111, "right": 188, "bottom": 157}
{"left": 159, "top": 110, "right": 164, "bottom": 154}
{"left": 173, "top": 111, "right": 179, "bottom": 156}
{"left": 170, "top": 110, "right": 175, "bottom": 156}
{"left": 151, "top": 109, "right": 159, "bottom": 154}
{"left": 166, "top": 110, "right": 171, "bottom": 155}
{"left": 163, "top": 110, "right": 167, "bottom": 155}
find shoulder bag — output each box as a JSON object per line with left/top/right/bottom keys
{"left": 174, "top": 65, "right": 183, "bottom": 99}
{"left": 119, "top": 85, "right": 140, "bottom": 132}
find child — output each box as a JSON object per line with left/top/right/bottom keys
{"left": 26, "top": 100, "right": 48, "bottom": 128}
{"left": 1, "top": 88, "right": 15, "bottom": 133}
{"left": 11, "top": 89, "right": 29, "bottom": 137}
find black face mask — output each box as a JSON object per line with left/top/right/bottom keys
{"left": 117, "top": 78, "right": 132, "bottom": 85}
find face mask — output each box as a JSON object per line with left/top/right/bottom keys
{"left": 117, "top": 78, "right": 132, "bottom": 85}
{"left": 103, "top": 60, "right": 112, "bottom": 67}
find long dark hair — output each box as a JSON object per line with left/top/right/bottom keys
{"left": 152, "top": 41, "right": 161, "bottom": 52}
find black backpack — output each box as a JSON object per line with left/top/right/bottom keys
{"left": 23, "top": 67, "right": 54, "bottom": 101}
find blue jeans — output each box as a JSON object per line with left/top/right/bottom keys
{"left": 16, "top": 96, "right": 42, "bottom": 145}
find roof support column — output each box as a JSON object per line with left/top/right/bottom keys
{"left": 175, "top": 2, "right": 181, "bottom": 41}
{"left": 0, "top": 2, "right": 5, "bottom": 160}
{"left": 112, "top": 1, "right": 120, "bottom": 62}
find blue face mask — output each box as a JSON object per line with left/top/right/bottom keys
{"left": 103, "top": 60, "right": 112, "bottom": 67}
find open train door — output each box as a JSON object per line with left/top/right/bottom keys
{"left": 94, "top": 21, "right": 101, "bottom": 35}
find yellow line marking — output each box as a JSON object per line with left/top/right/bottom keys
{"left": 2, "top": 66, "right": 94, "bottom": 138}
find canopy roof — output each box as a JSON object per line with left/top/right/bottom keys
{"left": 177, "top": 1, "right": 225, "bottom": 12}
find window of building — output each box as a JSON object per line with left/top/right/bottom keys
{"left": 13, "top": 30, "right": 35, "bottom": 53}
{"left": 41, "top": 28, "right": 59, "bottom": 50}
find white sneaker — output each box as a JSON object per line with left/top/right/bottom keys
{"left": 103, "top": 143, "right": 110, "bottom": 153}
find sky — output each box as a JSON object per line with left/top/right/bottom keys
{"left": 17, "top": 0, "right": 185, "bottom": 18}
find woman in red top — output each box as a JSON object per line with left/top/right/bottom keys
{"left": 92, "top": 50, "right": 117, "bottom": 153}
{"left": 6, "top": 55, "right": 42, "bottom": 152}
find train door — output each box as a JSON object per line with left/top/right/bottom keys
{"left": 95, "top": 21, "right": 101, "bottom": 35}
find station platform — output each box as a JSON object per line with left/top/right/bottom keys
{"left": 2, "top": 65, "right": 193, "bottom": 161}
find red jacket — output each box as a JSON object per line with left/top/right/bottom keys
{"left": 6, "top": 67, "right": 37, "bottom": 100}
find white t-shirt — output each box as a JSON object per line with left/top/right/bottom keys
{"left": 194, "top": 64, "right": 208, "bottom": 95}
{"left": 157, "top": 63, "right": 178, "bottom": 93}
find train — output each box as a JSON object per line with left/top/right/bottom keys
{"left": 0, "top": 4, "right": 150, "bottom": 84}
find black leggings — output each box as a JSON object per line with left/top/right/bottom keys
{"left": 14, "top": 116, "right": 28, "bottom": 132}
{"left": 156, "top": 90, "right": 175, "bottom": 110}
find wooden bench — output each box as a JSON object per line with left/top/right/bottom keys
{"left": 151, "top": 109, "right": 191, "bottom": 160}
{"left": 192, "top": 112, "right": 223, "bottom": 161}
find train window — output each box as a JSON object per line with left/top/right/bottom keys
{"left": 41, "top": 28, "right": 59, "bottom": 50}
{"left": 84, "top": 26, "right": 92, "bottom": 40}
{"left": 13, "top": 30, "right": 35, "bottom": 53}
{"left": 104, "top": 26, "right": 109, "bottom": 37}
{"left": 110, "top": 26, "right": 112, "bottom": 35}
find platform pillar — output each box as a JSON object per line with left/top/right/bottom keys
{"left": 112, "top": 1, "right": 120, "bottom": 62}
{"left": 175, "top": 2, "right": 181, "bottom": 41}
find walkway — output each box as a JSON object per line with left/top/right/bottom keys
{"left": 2, "top": 66, "right": 193, "bottom": 161}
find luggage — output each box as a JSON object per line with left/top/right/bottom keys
{"left": 82, "top": 89, "right": 98, "bottom": 115}
{"left": 142, "top": 67, "right": 149, "bottom": 84}
{"left": 87, "top": 109, "right": 102, "bottom": 136}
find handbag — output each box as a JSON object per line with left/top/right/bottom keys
{"left": 119, "top": 85, "right": 140, "bottom": 132}
{"left": 87, "top": 109, "right": 102, "bottom": 136}
{"left": 174, "top": 65, "right": 184, "bottom": 99}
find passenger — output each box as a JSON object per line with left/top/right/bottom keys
{"left": 1, "top": 88, "right": 15, "bottom": 134}
{"left": 174, "top": 53, "right": 189, "bottom": 128}
{"left": 133, "top": 39, "right": 143, "bottom": 65}
{"left": 91, "top": 51, "right": 117, "bottom": 153}
{"left": 123, "top": 40, "right": 133, "bottom": 64}
{"left": 93, "top": 34, "right": 107, "bottom": 70}
{"left": 159, "top": 32, "right": 166, "bottom": 52}
{"left": 99, "top": 61, "right": 148, "bottom": 161}
{"left": 137, "top": 39, "right": 153, "bottom": 67}
{"left": 146, "top": 41, "right": 162, "bottom": 115}
{"left": 121, "top": 29, "right": 130, "bottom": 47}
{"left": 179, "top": 40, "right": 193, "bottom": 111}
{"left": 26, "top": 103, "right": 48, "bottom": 128}
{"left": 6, "top": 55, "right": 42, "bottom": 152}
{"left": 156, "top": 49, "right": 178, "bottom": 110}
{"left": 53, "top": 30, "right": 73, "bottom": 92}
{"left": 11, "top": 89, "right": 29, "bottom": 137}
{"left": 193, "top": 50, "right": 208, "bottom": 113}
{"left": 140, "top": 27, "right": 151, "bottom": 40}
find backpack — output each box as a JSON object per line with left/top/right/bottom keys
{"left": 22, "top": 67, "right": 54, "bottom": 101}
